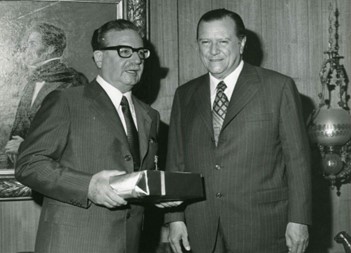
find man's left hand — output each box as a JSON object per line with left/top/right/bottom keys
{"left": 285, "top": 222, "right": 309, "bottom": 253}
{"left": 155, "top": 201, "right": 183, "bottom": 208}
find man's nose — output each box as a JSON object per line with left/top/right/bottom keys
{"left": 130, "top": 51, "right": 142, "bottom": 64}
{"left": 210, "top": 43, "right": 220, "bottom": 55}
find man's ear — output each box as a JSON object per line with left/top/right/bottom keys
{"left": 240, "top": 36, "right": 247, "bottom": 55}
{"left": 93, "top": 51, "right": 103, "bottom": 68}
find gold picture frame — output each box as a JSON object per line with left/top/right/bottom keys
{"left": 0, "top": 0, "right": 149, "bottom": 200}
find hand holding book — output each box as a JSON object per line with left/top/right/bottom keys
{"left": 109, "top": 170, "right": 204, "bottom": 203}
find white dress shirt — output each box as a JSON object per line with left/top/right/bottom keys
{"left": 210, "top": 60, "right": 244, "bottom": 107}
{"left": 30, "top": 57, "right": 62, "bottom": 106}
{"left": 96, "top": 75, "right": 138, "bottom": 134}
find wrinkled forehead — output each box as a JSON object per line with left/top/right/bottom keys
{"left": 198, "top": 18, "right": 238, "bottom": 39}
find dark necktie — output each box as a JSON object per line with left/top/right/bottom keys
{"left": 120, "top": 96, "right": 140, "bottom": 170}
{"left": 212, "top": 81, "right": 229, "bottom": 146}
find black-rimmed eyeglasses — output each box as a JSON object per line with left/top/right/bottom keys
{"left": 98, "top": 45, "right": 150, "bottom": 60}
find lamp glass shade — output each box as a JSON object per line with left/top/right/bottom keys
{"left": 309, "top": 108, "right": 351, "bottom": 146}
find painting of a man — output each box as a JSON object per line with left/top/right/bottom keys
{"left": 4, "top": 22, "right": 88, "bottom": 165}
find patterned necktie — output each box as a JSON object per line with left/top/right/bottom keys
{"left": 212, "top": 81, "right": 229, "bottom": 146}
{"left": 120, "top": 96, "right": 140, "bottom": 170}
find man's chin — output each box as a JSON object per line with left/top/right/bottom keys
{"left": 207, "top": 63, "right": 225, "bottom": 72}
{"left": 208, "top": 68, "right": 226, "bottom": 77}
{"left": 120, "top": 80, "right": 139, "bottom": 90}
{"left": 124, "top": 74, "right": 141, "bottom": 84}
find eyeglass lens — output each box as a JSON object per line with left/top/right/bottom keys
{"left": 118, "top": 46, "right": 150, "bottom": 59}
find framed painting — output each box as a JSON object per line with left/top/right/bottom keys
{"left": 0, "top": 0, "right": 149, "bottom": 200}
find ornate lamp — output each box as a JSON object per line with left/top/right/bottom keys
{"left": 308, "top": 3, "right": 350, "bottom": 195}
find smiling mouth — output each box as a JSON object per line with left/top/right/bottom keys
{"left": 209, "top": 58, "right": 223, "bottom": 62}
{"left": 126, "top": 70, "right": 140, "bottom": 75}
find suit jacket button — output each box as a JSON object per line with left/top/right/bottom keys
{"left": 124, "top": 155, "right": 132, "bottom": 161}
{"left": 216, "top": 192, "right": 223, "bottom": 198}
{"left": 215, "top": 165, "right": 221, "bottom": 170}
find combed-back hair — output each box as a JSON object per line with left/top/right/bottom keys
{"left": 91, "top": 19, "right": 140, "bottom": 51}
{"left": 29, "top": 23, "right": 66, "bottom": 57}
{"left": 196, "top": 8, "right": 246, "bottom": 40}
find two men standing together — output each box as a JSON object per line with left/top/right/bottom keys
{"left": 14, "top": 8, "right": 311, "bottom": 253}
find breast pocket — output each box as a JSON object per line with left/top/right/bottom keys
{"left": 244, "top": 112, "right": 273, "bottom": 122}
{"left": 148, "top": 138, "right": 158, "bottom": 154}
{"left": 142, "top": 138, "right": 158, "bottom": 170}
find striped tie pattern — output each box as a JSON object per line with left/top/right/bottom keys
{"left": 213, "top": 81, "right": 229, "bottom": 146}
{"left": 121, "top": 96, "right": 140, "bottom": 170}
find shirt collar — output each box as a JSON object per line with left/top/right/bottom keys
{"left": 210, "top": 60, "right": 244, "bottom": 97}
{"left": 30, "top": 57, "right": 62, "bottom": 69}
{"left": 96, "top": 75, "right": 134, "bottom": 110}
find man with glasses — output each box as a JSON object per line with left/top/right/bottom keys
{"left": 15, "top": 19, "right": 160, "bottom": 253}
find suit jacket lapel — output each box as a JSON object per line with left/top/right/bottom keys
{"left": 222, "top": 63, "right": 260, "bottom": 130}
{"left": 30, "top": 81, "right": 64, "bottom": 117}
{"left": 192, "top": 74, "right": 214, "bottom": 136}
{"left": 86, "top": 80, "right": 153, "bottom": 163}
{"left": 133, "top": 96, "right": 152, "bottom": 161}
{"left": 86, "top": 80, "right": 128, "bottom": 145}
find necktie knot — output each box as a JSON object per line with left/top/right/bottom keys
{"left": 217, "top": 81, "right": 227, "bottom": 92}
{"left": 120, "top": 96, "right": 129, "bottom": 109}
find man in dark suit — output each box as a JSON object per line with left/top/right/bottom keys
{"left": 5, "top": 22, "right": 87, "bottom": 166}
{"left": 15, "top": 19, "right": 159, "bottom": 253}
{"left": 164, "top": 9, "right": 311, "bottom": 253}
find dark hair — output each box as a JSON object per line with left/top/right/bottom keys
{"left": 196, "top": 8, "right": 246, "bottom": 40}
{"left": 30, "top": 23, "right": 66, "bottom": 57}
{"left": 91, "top": 19, "right": 140, "bottom": 51}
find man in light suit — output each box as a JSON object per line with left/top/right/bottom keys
{"left": 164, "top": 9, "right": 311, "bottom": 253}
{"left": 15, "top": 19, "right": 159, "bottom": 253}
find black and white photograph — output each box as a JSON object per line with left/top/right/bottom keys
{"left": 0, "top": 1, "right": 350, "bottom": 253}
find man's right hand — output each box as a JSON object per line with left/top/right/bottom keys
{"left": 5, "top": 135, "right": 24, "bottom": 163}
{"left": 169, "top": 221, "right": 191, "bottom": 253}
{"left": 88, "top": 170, "right": 127, "bottom": 208}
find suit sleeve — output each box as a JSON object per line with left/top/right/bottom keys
{"left": 164, "top": 89, "right": 186, "bottom": 223}
{"left": 279, "top": 78, "right": 312, "bottom": 225}
{"left": 15, "top": 91, "right": 92, "bottom": 208}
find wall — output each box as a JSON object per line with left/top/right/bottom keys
{"left": 148, "top": 0, "right": 351, "bottom": 252}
